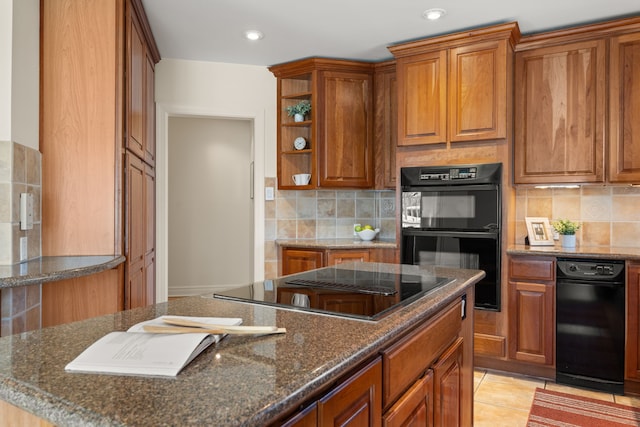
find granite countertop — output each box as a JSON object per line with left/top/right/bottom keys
{"left": 276, "top": 238, "right": 398, "bottom": 249}
{"left": 0, "top": 255, "right": 126, "bottom": 289}
{"left": 507, "top": 245, "right": 640, "bottom": 261}
{"left": 0, "top": 262, "right": 482, "bottom": 426}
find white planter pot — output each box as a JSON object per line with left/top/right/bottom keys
{"left": 294, "top": 113, "right": 305, "bottom": 122}
{"left": 560, "top": 234, "right": 576, "bottom": 248}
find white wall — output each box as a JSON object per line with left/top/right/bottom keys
{"left": 0, "top": 0, "right": 39, "bottom": 149}
{"left": 154, "top": 58, "right": 277, "bottom": 301}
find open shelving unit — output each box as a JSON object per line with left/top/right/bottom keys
{"left": 274, "top": 70, "right": 316, "bottom": 189}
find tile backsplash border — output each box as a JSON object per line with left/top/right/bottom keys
{"left": 515, "top": 185, "right": 640, "bottom": 248}
{"left": 0, "top": 141, "right": 42, "bottom": 265}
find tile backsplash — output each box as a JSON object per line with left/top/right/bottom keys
{"left": 515, "top": 185, "right": 640, "bottom": 247}
{"left": 264, "top": 177, "right": 396, "bottom": 278}
{"left": 0, "top": 141, "right": 41, "bottom": 265}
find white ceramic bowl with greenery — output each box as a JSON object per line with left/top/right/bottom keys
{"left": 356, "top": 228, "right": 380, "bottom": 241}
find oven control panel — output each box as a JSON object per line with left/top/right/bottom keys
{"left": 419, "top": 167, "right": 477, "bottom": 181}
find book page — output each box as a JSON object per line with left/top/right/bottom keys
{"left": 65, "top": 316, "right": 243, "bottom": 377}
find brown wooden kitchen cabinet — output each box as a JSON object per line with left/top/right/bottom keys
{"left": 125, "top": 154, "right": 156, "bottom": 309}
{"left": 269, "top": 58, "right": 374, "bottom": 189}
{"left": 508, "top": 256, "right": 555, "bottom": 366}
{"left": 41, "top": 0, "right": 159, "bottom": 320}
{"left": 433, "top": 337, "right": 464, "bottom": 426}
{"left": 281, "top": 247, "right": 396, "bottom": 276}
{"left": 278, "top": 295, "right": 471, "bottom": 427}
{"left": 383, "top": 370, "right": 434, "bottom": 427}
{"left": 381, "top": 299, "right": 465, "bottom": 426}
{"left": 281, "top": 357, "right": 382, "bottom": 427}
{"left": 373, "top": 61, "right": 397, "bottom": 189}
{"left": 389, "top": 23, "right": 519, "bottom": 147}
{"left": 625, "top": 263, "right": 640, "bottom": 393}
{"left": 318, "top": 357, "right": 382, "bottom": 426}
{"left": 514, "top": 39, "right": 606, "bottom": 184}
{"left": 609, "top": 32, "right": 640, "bottom": 183}
{"left": 515, "top": 17, "right": 640, "bottom": 185}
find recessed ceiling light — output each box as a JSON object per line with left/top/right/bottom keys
{"left": 422, "top": 8, "right": 446, "bottom": 21}
{"left": 244, "top": 30, "right": 264, "bottom": 41}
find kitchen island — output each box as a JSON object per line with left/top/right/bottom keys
{"left": 0, "top": 263, "right": 483, "bottom": 426}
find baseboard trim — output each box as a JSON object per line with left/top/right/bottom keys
{"left": 168, "top": 285, "right": 240, "bottom": 298}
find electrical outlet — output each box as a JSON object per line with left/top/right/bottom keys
{"left": 20, "top": 237, "right": 28, "bottom": 261}
{"left": 353, "top": 223, "right": 360, "bottom": 236}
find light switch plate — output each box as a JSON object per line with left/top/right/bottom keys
{"left": 265, "top": 187, "right": 275, "bottom": 201}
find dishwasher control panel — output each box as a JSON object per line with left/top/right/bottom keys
{"left": 557, "top": 258, "right": 625, "bottom": 281}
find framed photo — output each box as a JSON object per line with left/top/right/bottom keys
{"left": 525, "top": 217, "right": 554, "bottom": 246}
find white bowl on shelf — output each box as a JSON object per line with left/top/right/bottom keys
{"left": 356, "top": 228, "right": 380, "bottom": 241}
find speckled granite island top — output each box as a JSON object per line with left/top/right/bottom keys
{"left": 0, "top": 255, "right": 126, "bottom": 288}
{"left": 276, "top": 237, "right": 397, "bottom": 249}
{"left": 508, "top": 245, "right": 640, "bottom": 261}
{"left": 0, "top": 263, "right": 482, "bottom": 426}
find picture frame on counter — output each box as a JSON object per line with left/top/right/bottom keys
{"left": 525, "top": 217, "right": 554, "bottom": 246}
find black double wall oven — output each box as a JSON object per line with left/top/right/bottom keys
{"left": 401, "top": 163, "right": 502, "bottom": 310}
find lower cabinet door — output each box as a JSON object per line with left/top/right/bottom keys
{"left": 281, "top": 404, "right": 317, "bottom": 427}
{"left": 318, "top": 357, "right": 382, "bottom": 427}
{"left": 383, "top": 370, "right": 434, "bottom": 427}
{"left": 433, "top": 337, "right": 463, "bottom": 427}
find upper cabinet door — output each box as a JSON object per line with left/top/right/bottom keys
{"left": 609, "top": 32, "right": 640, "bottom": 183}
{"left": 318, "top": 71, "right": 374, "bottom": 188}
{"left": 396, "top": 50, "right": 448, "bottom": 146}
{"left": 514, "top": 40, "right": 606, "bottom": 184}
{"left": 126, "top": 7, "right": 146, "bottom": 160}
{"left": 449, "top": 40, "right": 507, "bottom": 142}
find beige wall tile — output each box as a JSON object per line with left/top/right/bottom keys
{"left": 355, "top": 198, "right": 375, "bottom": 218}
{"left": 297, "top": 220, "right": 316, "bottom": 238}
{"left": 581, "top": 194, "right": 611, "bottom": 221}
{"left": 552, "top": 196, "right": 581, "bottom": 221}
{"left": 336, "top": 198, "right": 355, "bottom": 218}
{"left": 296, "top": 197, "right": 316, "bottom": 219}
{"left": 581, "top": 221, "right": 610, "bottom": 246}
{"left": 317, "top": 219, "right": 337, "bottom": 238}
{"left": 12, "top": 143, "right": 25, "bottom": 183}
{"left": 276, "top": 196, "right": 297, "bottom": 219}
{"left": 526, "top": 197, "right": 552, "bottom": 218}
{"left": 317, "top": 199, "right": 336, "bottom": 218}
{"left": 612, "top": 222, "right": 640, "bottom": 247}
{"left": 0, "top": 141, "right": 11, "bottom": 182}
{"left": 276, "top": 219, "right": 296, "bottom": 239}
{"left": 612, "top": 195, "right": 640, "bottom": 221}
{"left": 0, "top": 183, "right": 10, "bottom": 223}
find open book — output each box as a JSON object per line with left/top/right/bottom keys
{"left": 65, "top": 316, "right": 242, "bottom": 377}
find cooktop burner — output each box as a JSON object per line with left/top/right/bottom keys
{"left": 213, "top": 263, "right": 455, "bottom": 321}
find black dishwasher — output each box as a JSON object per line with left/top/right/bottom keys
{"left": 556, "top": 258, "right": 625, "bottom": 394}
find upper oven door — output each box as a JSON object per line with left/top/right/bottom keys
{"left": 402, "top": 185, "right": 499, "bottom": 231}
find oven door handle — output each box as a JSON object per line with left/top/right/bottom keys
{"left": 401, "top": 229, "right": 499, "bottom": 239}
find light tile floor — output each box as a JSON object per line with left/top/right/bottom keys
{"left": 473, "top": 369, "right": 640, "bottom": 427}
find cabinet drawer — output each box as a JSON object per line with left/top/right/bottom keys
{"left": 509, "top": 257, "right": 555, "bottom": 281}
{"left": 381, "top": 299, "right": 462, "bottom": 407}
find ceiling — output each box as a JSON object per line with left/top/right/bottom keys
{"left": 140, "top": 0, "right": 640, "bottom": 67}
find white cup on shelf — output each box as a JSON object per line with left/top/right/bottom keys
{"left": 292, "top": 174, "right": 311, "bottom": 185}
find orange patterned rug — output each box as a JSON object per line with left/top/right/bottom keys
{"left": 527, "top": 388, "right": 640, "bottom": 426}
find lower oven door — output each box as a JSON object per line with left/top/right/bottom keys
{"left": 401, "top": 229, "right": 500, "bottom": 310}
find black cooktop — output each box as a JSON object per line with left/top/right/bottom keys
{"left": 213, "top": 263, "right": 455, "bottom": 321}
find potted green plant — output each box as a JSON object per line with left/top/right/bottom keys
{"left": 285, "top": 100, "right": 311, "bottom": 122}
{"left": 551, "top": 219, "right": 581, "bottom": 248}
